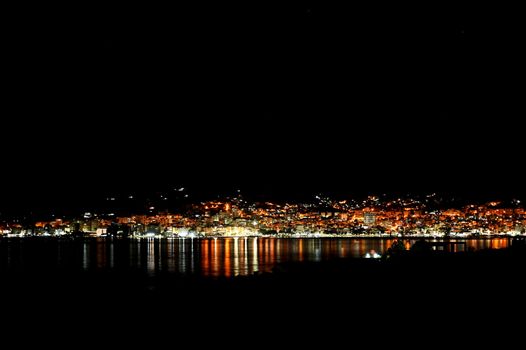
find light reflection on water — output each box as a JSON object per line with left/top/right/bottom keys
{"left": 0, "top": 237, "right": 512, "bottom": 277}
{"left": 85, "top": 237, "right": 512, "bottom": 277}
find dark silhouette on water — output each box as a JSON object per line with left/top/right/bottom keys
{"left": 1, "top": 236, "right": 525, "bottom": 339}
{"left": 410, "top": 238, "right": 432, "bottom": 254}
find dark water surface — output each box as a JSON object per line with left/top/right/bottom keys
{"left": 0, "top": 237, "right": 510, "bottom": 277}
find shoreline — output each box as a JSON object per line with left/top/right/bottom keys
{"left": 1, "top": 233, "right": 525, "bottom": 240}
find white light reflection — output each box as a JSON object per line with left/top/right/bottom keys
{"left": 83, "top": 242, "right": 89, "bottom": 271}
{"left": 233, "top": 237, "right": 239, "bottom": 276}
{"left": 190, "top": 237, "right": 195, "bottom": 274}
{"left": 146, "top": 238, "right": 155, "bottom": 276}
{"left": 109, "top": 241, "right": 114, "bottom": 269}
{"left": 252, "top": 237, "right": 259, "bottom": 273}
{"left": 167, "top": 238, "right": 175, "bottom": 273}
{"left": 178, "top": 237, "right": 186, "bottom": 275}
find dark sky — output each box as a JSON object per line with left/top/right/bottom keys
{"left": 2, "top": 2, "right": 525, "bottom": 213}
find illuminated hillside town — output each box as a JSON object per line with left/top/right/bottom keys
{"left": 2, "top": 193, "right": 524, "bottom": 238}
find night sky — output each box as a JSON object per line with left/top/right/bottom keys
{"left": 2, "top": 3, "right": 524, "bottom": 214}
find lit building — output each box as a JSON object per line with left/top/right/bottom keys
{"left": 364, "top": 212, "right": 376, "bottom": 226}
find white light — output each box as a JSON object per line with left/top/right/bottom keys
{"left": 179, "top": 187, "right": 185, "bottom": 192}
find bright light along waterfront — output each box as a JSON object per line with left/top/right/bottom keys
{"left": 0, "top": 237, "right": 511, "bottom": 278}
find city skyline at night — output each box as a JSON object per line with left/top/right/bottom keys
{"left": 2, "top": 3, "right": 525, "bottom": 335}
{"left": 2, "top": 192, "right": 524, "bottom": 238}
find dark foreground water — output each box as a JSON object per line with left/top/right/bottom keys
{"left": 0, "top": 237, "right": 511, "bottom": 277}
{"left": 1, "top": 236, "right": 524, "bottom": 340}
